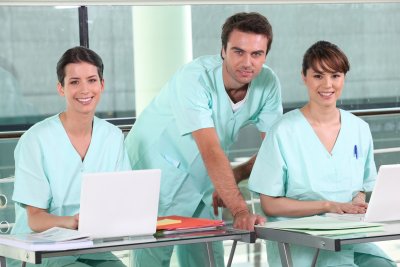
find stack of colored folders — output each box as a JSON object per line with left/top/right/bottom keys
{"left": 156, "top": 215, "right": 226, "bottom": 235}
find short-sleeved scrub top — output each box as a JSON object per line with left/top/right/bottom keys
{"left": 125, "top": 54, "right": 283, "bottom": 218}
{"left": 247, "top": 109, "right": 393, "bottom": 267}
{"left": 8, "top": 114, "right": 132, "bottom": 267}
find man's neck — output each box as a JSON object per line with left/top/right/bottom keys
{"left": 226, "top": 85, "right": 249, "bottom": 104}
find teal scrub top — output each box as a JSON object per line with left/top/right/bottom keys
{"left": 9, "top": 114, "right": 132, "bottom": 267}
{"left": 247, "top": 109, "right": 392, "bottom": 267}
{"left": 125, "top": 54, "right": 282, "bottom": 218}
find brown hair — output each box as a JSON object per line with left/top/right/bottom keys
{"left": 57, "top": 46, "right": 104, "bottom": 86}
{"left": 302, "top": 41, "right": 350, "bottom": 76}
{"left": 221, "top": 12, "right": 273, "bottom": 59}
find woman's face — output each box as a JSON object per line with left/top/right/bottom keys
{"left": 302, "top": 62, "right": 345, "bottom": 108}
{"left": 57, "top": 62, "right": 104, "bottom": 116}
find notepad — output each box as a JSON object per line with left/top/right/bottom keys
{"left": 257, "top": 216, "right": 385, "bottom": 236}
{"left": 157, "top": 219, "right": 181, "bottom": 227}
{"left": 0, "top": 227, "right": 93, "bottom": 251}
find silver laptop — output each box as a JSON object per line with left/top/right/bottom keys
{"left": 326, "top": 164, "right": 400, "bottom": 222}
{"left": 79, "top": 169, "right": 161, "bottom": 239}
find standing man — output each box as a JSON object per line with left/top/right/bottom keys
{"left": 125, "top": 12, "right": 282, "bottom": 267}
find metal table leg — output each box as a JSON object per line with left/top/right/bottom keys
{"left": 0, "top": 256, "right": 6, "bottom": 267}
{"left": 277, "top": 242, "right": 293, "bottom": 267}
{"left": 202, "top": 242, "right": 216, "bottom": 267}
{"left": 311, "top": 249, "right": 320, "bottom": 267}
{"left": 226, "top": 240, "right": 237, "bottom": 267}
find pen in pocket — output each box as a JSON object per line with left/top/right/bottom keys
{"left": 354, "top": 145, "right": 358, "bottom": 159}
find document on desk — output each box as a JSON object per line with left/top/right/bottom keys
{"left": 0, "top": 227, "right": 93, "bottom": 251}
{"left": 157, "top": 219, "right": 182, "bottom": 227}
{"left": 156, "top": 216, "right": 226, "bottom": 235}
{"left": 258, "top": 216, "right": 385, "bottom": 236}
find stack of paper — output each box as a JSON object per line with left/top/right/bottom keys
{"left": 156, "top": 216, "right": 225, "bottom": 235}
{"left": 0, "top": 227, "right": 93, "bottom": 251}
{"left": 257, "top": 216, "right": 385, "bottom": 236}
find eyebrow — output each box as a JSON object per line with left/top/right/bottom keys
{"left": 312, "top": 70, "right": 340, "bottom": 75}
{"left": 68, "top": 75, "right": 97, "bottom": 81}
{"left": 231, "top": 47, "right": 245, "bottom": 52}
{"left": 312, "top": 70, "right": 324, "bottom": 74}
{"left": 231, "top": 47, "right": 265, "bottom": 54}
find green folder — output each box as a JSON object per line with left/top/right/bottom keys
{"left": 257, "top": 216, "right": 385, "bottom": 236}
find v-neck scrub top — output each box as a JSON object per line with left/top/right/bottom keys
{"left": 125, "top": 54, "right": 283, "bottom": 217}
{"left": 9, "top": 114, "right": 132, "bottom": 267}
{"left": 247, "top": 109, "right": 393, "bottom": 267}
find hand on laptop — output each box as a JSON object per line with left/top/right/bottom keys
{"left": 66, "top": 214, "right": 79, "bottom": 230}
{"left": 352, "top": 202, "right": 369, "bottom": 209}
{"left": 329, "top": 202, "right": 367, "bottom": 215}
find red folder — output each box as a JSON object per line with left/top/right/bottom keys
{"left": 156, "top": 215, "right": 225, "bottom": 231}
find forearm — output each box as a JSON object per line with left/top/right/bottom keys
{"left": 260, "top": 195, "right": 331, "bottom": 217}
{"left": 202, "top": 148, "right": 248, "bottom": 215}
{"left": 27, "top": 206, "right": 75, "bottom": 232}
{"left": 233, "top": 132, "right": 265, "bottom": 184}
{"left": 352, "top": 192, "right": 366, "bottom": 204}
{"left": 233, "top": 153, "right": 258, "bottom": 184}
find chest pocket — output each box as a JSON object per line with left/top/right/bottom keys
{"left": 349, "top": 157, "right": 366, "bottom": 190}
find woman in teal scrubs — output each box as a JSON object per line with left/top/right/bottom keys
{"left": 8, "top": 47, "right": 131, "bottom": 267}
{"left": 247, "top": 41, "right": 396, "bottom": 267}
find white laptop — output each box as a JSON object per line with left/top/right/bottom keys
{"left": 326, "top": 164, "right": 400, "bottom": 222}
{"left": 78, "top": 169, "right": 161, "bottom": 239}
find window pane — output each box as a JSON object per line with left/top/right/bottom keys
{"left": 0, "top": 6, "right": 79, "bottom": 126}
{"left": 191, "top": 3, "right": 400, "bottom": 112}
{"left": 88, "top": 6, "right": 135, "bottom": 119}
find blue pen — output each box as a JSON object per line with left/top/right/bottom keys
{"left": 354, "top": 145, "right": 358, "bottom": 159}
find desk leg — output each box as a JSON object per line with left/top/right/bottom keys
{"left": 311, "top": 249, "right": 319, "bottom": 267}
{"left": 21, "top": 262, "right": 26, "bottom": 267}
{"left": 0, "top": 256, "right": 6, "bottom": 267}
{"left": 226, "top": 240, "right": 237, "bottom": 267}
{"left": 277, "top": 242, "right": 293, "bottom": 267}
{"left": 202, "top": 242, "right": 216, "bottom": 267}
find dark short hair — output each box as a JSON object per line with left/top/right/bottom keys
{"left": 302, "top": 41, "right": 350, "bottom": 76}
{"left": 56, "top": 46, "right": 104, "bottom": 86}
{"left": 221, "top": 12, "right": 273, "bottom": 59}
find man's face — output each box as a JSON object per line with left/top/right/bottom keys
{"left": 222, "top": 29, "right": 268, "bottom": 90}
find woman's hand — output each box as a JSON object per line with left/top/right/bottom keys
{"left": 352, "top": 194, "right": 368, "bottom": 209}
{"left": 26, "top": 205, "right": 80, "bottom": 232}
{"left": 328, "top": 202, "right": 367, "bottom": 215}
{"left": 65, "top": 214, "right": 80, "bottom": 230}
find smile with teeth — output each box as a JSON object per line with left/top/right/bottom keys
{"left": 76, "top": 97, "right": 93, "bottom": 104}
{"left": 319, "top": 92, "right": 334, "bottom": 96}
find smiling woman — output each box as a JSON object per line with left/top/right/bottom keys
{"left": 247, "top": 41, "right": 397, "bottom": 267}
{"left": 7, "top": 46, "right": 131, "bottom": 267}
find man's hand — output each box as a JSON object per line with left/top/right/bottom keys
{"left": 211, "top": 190, "right": 226, "bottom": 216}
{"left": 233, "top": 211, "right": 266, "bottom": 231}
